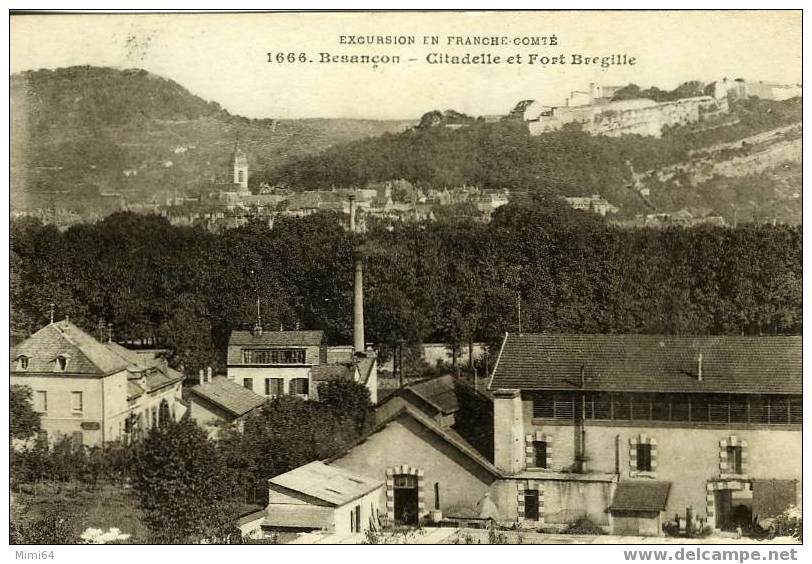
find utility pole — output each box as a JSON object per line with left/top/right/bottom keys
{"left": 517, "top": 292, "right": 522, "bottom": 334}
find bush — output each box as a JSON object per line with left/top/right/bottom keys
{"left": 565, "top": 517, "right": 605, "bottom": 535}
{"left": 770, "top": 506, "right": 802, "bottom": 542}
{"left": 10, "top": 511, "right": 80, "bottom": 544}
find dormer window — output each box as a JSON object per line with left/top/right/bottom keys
{"left": 17, "top": 355, "right": 29, "bottom": 370}
{"left": 55, "top": 354, "right": 69, "bottom": 372}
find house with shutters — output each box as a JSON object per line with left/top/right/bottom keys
{"left": 10, "top": 319, "right": 185, "bottom": 447}
{"left": 487, "top": 333, "right": 802, "bottom": 535}
{"left": 227, "top": 327, "right": 327, "bottom": 400}
{"left": 226, "top": 321, "right": 378, "bottom": 404}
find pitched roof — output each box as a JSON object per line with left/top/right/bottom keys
{"left": 127, "top": 381, "right": 145, "bottom": 399}
{"left": 405, "top": 375, "right": 459, "bottom": 414}
{"left": 228, "top": 330, "right": 325, "bottom": 348}
{"left": 356, "top": 357, "right": 376, "bottom": 385}
{"left": 269, "top": 461, "right": 383, "bottom": 507}
{"left": 11, "top": 320, "right": 129, "bottom": 375}
{"left": 189, "top": 376, "right": 266, "bottom": 418}
{"left": 311, "top": 363, "right": 355, "bottom": 384}
{"left": 489, "top": 333, "right": 801, "bottom": 395}
{"left": 345, "top": 396, "right": 501, "bottom": 478}
{"left": 105, "top": 342, "right": 184, "bottom": 390}
{"left": 610, "top": 481, "right": 671, "bottom": 512}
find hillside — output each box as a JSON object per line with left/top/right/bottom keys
{"left": 269, "top": 97, "right": 802, "bottom": 223}
{"left": 10, "top": 66, "right": 414, "bottom": 211}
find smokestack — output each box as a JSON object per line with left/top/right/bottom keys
{"left": 350, "top": 194, "right": 365, "bottom": 354}
{"left": 253, "top": 297, "right": 263, "bottom": 337}
{"left": 207, "top": 366, "right": 213, "bottom": 383}
{"left": 697, "top": 353, "right": 703, "bottom": 381}
{"left": 349, "top": 194, "right": 356, "bottom": 232}
{"left": 353, "top": 254, "right": 365, "bottom": 354}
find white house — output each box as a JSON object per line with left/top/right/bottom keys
{"left": 265, "top": 461, "right": 385, "bottom": 534}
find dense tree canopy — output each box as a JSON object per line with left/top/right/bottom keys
{"left": 11, "top": 193, "right": 801, "bottom": 377}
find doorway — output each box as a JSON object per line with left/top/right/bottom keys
{"left": 393, "top": 474, "right": 419, "bottom": 525}
{"left": 714, "top": 489, "right": 753, "bottom": 530}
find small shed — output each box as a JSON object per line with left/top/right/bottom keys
{"left": 265, "top": 461, "right": 384, "bottom": 535}
{"left": 188, "top": 376, "right": 266, "bottom": 436}
{"left": 609, "top": 481, "right": 671, "bottom": 536}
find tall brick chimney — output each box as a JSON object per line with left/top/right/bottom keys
{"left": 350, "top": 195, "right": 365, "bottom": 354}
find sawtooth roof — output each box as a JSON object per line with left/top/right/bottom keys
{"left": 190, "top": 376, "right": 266, "bottom": 418}
{"left": 490, "top": 333, "right": 801, "bottom": 395}
{"left": 610, "top": 481, "right": 671, "bottom": 512}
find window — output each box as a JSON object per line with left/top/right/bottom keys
{"left": 350, "top": 505, "right": 361, "bottom": 533}
{"left": 636, "top": 443, "right": 653, "bottom": 472}
{"left": 290, "top": 378, "right": 309, "bottom": 396}
{"left": 243, "top": 378, "right": 253, "bottom": 391}
{"left": 265, "top": 378, "right": 284, "bottom": 397}
{"left": 242, "top": 349, "right": 306, "bottom": 365}
{"left": 56, "top": 356, "right": 69, "bottom": 371}
{"left": 237, "top": 170, "right": 244, "bottom": 183}
{"left": 532, "top": 394, "right": 554, "bottom": 418}
{"left": 534, "top": 441, "right": 548, "bottom": 469}
{"left": 393, "top": 475, "right": 417, "bottom": 489}
{"left": 613, "top": 394, "right": 631, "bottom": 420}
{"left": 18, "top": 355, "right": 29, "bottom": 370}
{"left": 630, "top": 434, "right": 657, "bottom": 477}
{"left": 71, "top": 431, "right": 83, "bottom": 446}
{"left": 71, "top": 391, "right": 83, "bottom": 413}
{"left": 35, "top": 391, "right": 47, "bottom": 413}
{"left": 524, "top": 490, "right": 540, "bottom": 521}
{"left": 727, "top": 446, "right": 743, "bottom": 474}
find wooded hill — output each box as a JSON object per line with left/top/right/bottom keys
{"left": 10, "top": 66, "right": 413, "bottom": 211}
{"left": 268, "top": 97, "right": 802, "bottom": 222}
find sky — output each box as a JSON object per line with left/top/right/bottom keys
{"left": 10, "top": 11, "right": 802, "bottom": 120}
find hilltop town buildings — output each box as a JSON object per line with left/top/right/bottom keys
{"left": 512, "top": 79, "right": 801, "bottom": 139}
{"left": 512, "top": 82, "right": 727, "bottom": 138}
{"left": 10, "top": 319, "right": 185, "bottom": 446}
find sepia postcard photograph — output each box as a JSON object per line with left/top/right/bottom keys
{"left": 5, "top": 7, "right": 804, "bottom": 553}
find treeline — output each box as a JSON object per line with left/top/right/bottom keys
{"left": 266, "top": 98, "right": 801, "bottom": 218}
{"left": 10, "top": 195, "right": 801, "bottom": 375}
{"left": 610, "top": 80, "right": 707, "bottom": 103}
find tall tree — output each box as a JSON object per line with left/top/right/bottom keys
{"left": 131, "top": 418, "right": 240, "bottom": 543}
{"left": 10, "top": 385, "right": 41, "bottom": 441}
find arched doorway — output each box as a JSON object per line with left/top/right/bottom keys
{"left": 393, "top": 474, "right": 419, "bottom": 525}
{"left": 386, "top": 465, "right": 424, "bottom": 525}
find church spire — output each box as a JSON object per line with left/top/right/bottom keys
{"left": 230, "top": 134, "right": 249, "bottom": 191}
